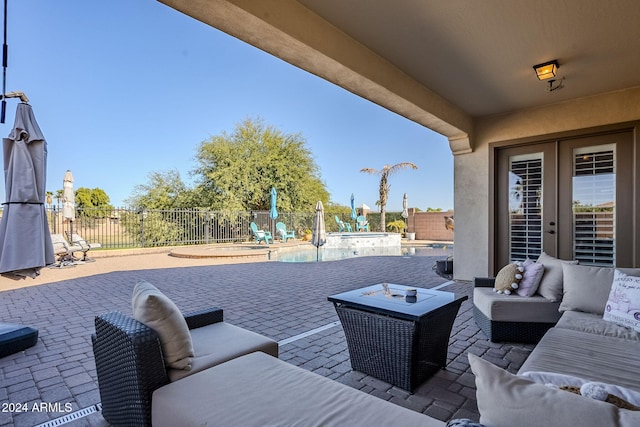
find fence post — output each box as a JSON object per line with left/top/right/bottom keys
{"left": 140, "top": 209, "right": 147, "bottom": 248}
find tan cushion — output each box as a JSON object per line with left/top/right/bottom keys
{"left": 167, "top": 322, "right": 278, "bottom": 382}
{"left": 556, "top": 311, "right": 640, "bottom": 341}
{"left": 518, "top": 327, "right": 640, "bottom": 391}
{"left": 536, "top": 252, "right": 578, "bottom": 302}
{"left": 560, "top": 264, "right": 614, "bottom": 314}
{"left": 153, "top": 352, "right": 445, "bottom": 427}
{"left": 469, "top": 353, "right": 640, "bottom": 427}
{"left": 473, "top": 287, "right": 562, "bottom": 323}
{"left": 131, "top": 281, "right": 194, "bottom": 370}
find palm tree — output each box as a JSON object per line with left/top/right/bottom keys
{"left": 360, "top": 162, "right": 418, "bottom": 232}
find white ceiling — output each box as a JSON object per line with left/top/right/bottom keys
{"left": 298, "top": 0, "right": 640, "bottom": 117}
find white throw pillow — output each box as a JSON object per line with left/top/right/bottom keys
{"left": 132, "top": 280, "right": 194, "bottom": 370}
{"left": 603, "top": 269, "right": 640, "bottom": 333}
{"left": 516, "top": 258, "right": 545, "bottom": 297}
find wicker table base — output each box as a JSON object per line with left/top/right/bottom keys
{"left": 329, "top": 284, "right": 466, "bottom": 392}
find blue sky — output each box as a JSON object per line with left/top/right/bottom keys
{"left": 2, "top": 1, "right": 452, "bottom": 212}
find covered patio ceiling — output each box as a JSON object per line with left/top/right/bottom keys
{"left": 158, "top": 0, "right": 640, "bottom": 152}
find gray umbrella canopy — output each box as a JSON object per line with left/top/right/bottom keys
{"left": 0, "top": 103, "right": 54, "bottom": 278}
{"left": 311, "top": 201, "right": 326, "bottom": 261}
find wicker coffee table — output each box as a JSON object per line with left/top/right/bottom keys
{"left": 328, "top": 283, "right": 467, "bottom": 391}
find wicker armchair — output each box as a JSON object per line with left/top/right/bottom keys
{"left": 92, "top": 308, "right": 224, "bottom": 426}
{"left": 473, "top": 277, "right": 557, "bottom": 343}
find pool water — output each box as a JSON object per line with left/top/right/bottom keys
{"left": 274, "top": 244, "right": 453, "bottom": 263}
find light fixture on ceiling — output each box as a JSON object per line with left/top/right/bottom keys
{"left": 533, "top": 60, "right": 559, "bottom": 80}
{"left": 533, "top": 60, "right": 563, "bottom": 92}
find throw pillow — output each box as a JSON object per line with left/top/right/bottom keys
{"left": 559, "top": 264, "right": 615, "bottom": 314}
{"left": 468, "top": 354, "right": 639, "bottom": 427}
{"left": 132, "top": 280, "right": 194, "bottom": 370}
{"left": 516, "top": 258, "right": 545, "bottom": 297}
{"left": 603, "top": 269, "right": 640, "bottom": 333}
{"left": 493, "top": 262, "right": 523, "bottom": 295}
{"left": 536, "top": 252, "right": 578, "bottom": 302}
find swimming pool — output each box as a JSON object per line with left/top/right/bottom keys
{"left": 273, "top": 244, "right": 453, "bottom": 262}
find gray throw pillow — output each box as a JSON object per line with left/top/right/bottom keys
{"left": 536, "top": 252, "right": 578, "bottom": 302}
{"left": 559, "top": 264, "right": 615, "bottom": 314}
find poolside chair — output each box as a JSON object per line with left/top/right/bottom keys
{"left": 356, "top": 215, "right": 370, "bottom": 232}
{"left": 50, "top": 234, "right": 82, "bottom": 267}
{"left": 65, "top": 232, "right": 102, "bottom": 262}
{"left": 334, "top": 215, "right": 352, "bottom": 232}
{"left": 250, "top": 222, "right": 273, "bottom": 244}
{"left": 275, "top": 222, "right": 295, "bottom": 242}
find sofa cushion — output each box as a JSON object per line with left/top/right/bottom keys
{"left": 132, "top": 281, "right": 194, "bottom": 370}
{"left": 555, "top": 311, "right": 640, "bottom": 341}
{"left": 167, "top": 322, "right": 278, "bottom": 382}
{"left": 515, "top": 258, "right": 544, "bottom": 297}
{"left": 473, "top": 288, "right": 562, "bottom": 323}
{"left": 536, "top": 252, "right": 578, "bottom": 302}
{"left": 154, "top": 352, "right": 445, "bottom": 427}
{"left": 603, "top": 269, "right": 640, "bottom": 332}
{"left": 518, "top": 327, "right": 640, "bottom": 391}
{"left": 560, "top": 264, "right": 614, "bottom": 314}
{"left": 469, "top": 353, "right": 640, "bottom": 427}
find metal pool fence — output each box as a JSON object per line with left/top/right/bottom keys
{"left": 11, "top": 207, "right": 368, "bottom": 249}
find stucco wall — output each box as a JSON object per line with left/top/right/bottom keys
{"left": 453, "top": 86, "right": 640, "bottom": 281}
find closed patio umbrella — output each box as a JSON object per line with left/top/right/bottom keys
{"left": 62, "top": 170, "right": 75, "bottom": 240}
{"left": 350, "top": 193, "right": 357, "bottom": 221}
{"left": 402, "top": 193, "right": 409, "bottom": 230}
{"left": 270, "top": 187, "right": 278, "bottom": 220}
{"left": 311, "top": 200, "right": 326, "bottom": 262}
{"left": 0, "top": 103, "right": 54, "bottom": 278}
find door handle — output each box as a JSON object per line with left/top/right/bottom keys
{"left": 547, "top": 230, "right": 555, "bottom": 234}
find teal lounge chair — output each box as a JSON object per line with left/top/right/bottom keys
{"left": 334, "top": 215, "right": 352, "bottom": 232}
{"left": 250, "top": 222, "right": 274, "bottom": 244}
{"left": 276, "top": 222, "right": 296, "bottom": 242}
{"left": 356, "top": 216, "right": 370, "bottom": 232}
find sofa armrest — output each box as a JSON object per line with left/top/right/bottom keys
{"left": 93, "top": 311, "right": 168, "bottom": 426}
{"left": 474, "top": 277, "right": 495, "bottom": 288}
{"left": 184, "top": 307, "right": 223, "bottom": 330}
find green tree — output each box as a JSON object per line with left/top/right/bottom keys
{"left": 193, "top": 117, "right": 329, "bottom": 211}
{"left": 74, "top": 187, "right": 113, "bottom": 218}
{"left": 360, "top": 162, "right": 418, "bottom": 232}
{"left": 126, "top": 170, "right": 193, "bottom": 210}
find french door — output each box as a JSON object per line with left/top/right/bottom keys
{"left": 495, "top": 131, "right": 633, "bottom": 271}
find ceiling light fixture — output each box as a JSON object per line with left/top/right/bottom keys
{"left": 533, "top": 60, "right": 559, "bottom": 80}
{"left": 533, "top": 60, "right": 563, "bottom": 92}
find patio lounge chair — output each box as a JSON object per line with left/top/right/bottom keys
{"left": 250, "top": 222, "right": 274, "bottom": 244}
{"left": 93, "top": 281, "right": 278, "bottom": 426}
{"left": 356, "top": 215, "right": 370, "bottom": 232}
{"left": 334, "top": 215, "right": 352, "bottom": 232}
{"left": 275, "top": 222, "right": 295, "bottom": 242}
{"left": 65, "top": 232, "right": 102, "bottom": 262}
{"left": 50, "top": 234, "right": 82, "bottom": 266}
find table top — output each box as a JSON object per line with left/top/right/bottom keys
{"left": 328, "top": 283, "right": 467, "bottom": 321}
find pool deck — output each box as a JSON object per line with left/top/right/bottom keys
{"left": 0, "top": 242, "right": 533, "bottom": 427}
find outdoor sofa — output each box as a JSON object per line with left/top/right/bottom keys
{"left": 93, "top": 281, "right": 456, "bottom": 426}
{"left": 92, "top": 281, "right": 278, "bottom": 426}
{"left": 469, "top": 257, "right": 640, "bottom": 427}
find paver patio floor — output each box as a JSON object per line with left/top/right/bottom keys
{"left": 0, "top": 255, "right": 534, "bottom": 426}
